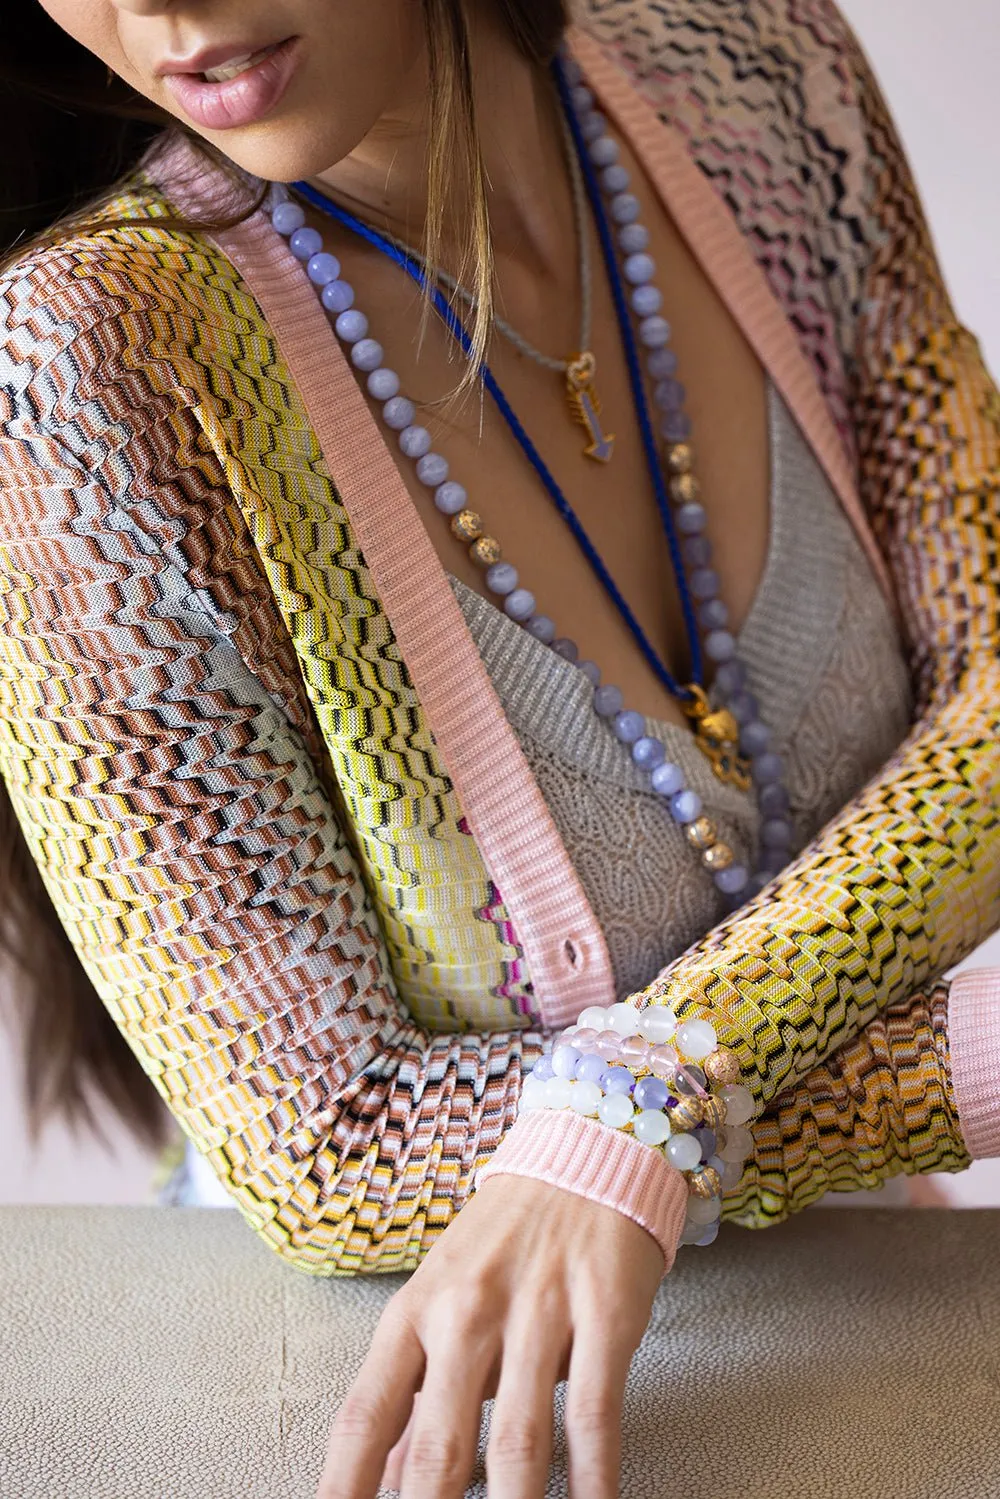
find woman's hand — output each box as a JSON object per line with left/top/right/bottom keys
{"left": 315, "top": 1174, "right": 666, "bottom": 1499}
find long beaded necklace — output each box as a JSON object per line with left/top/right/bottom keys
{"left": 268, "top": 50, "right": 796, "bottom": 907}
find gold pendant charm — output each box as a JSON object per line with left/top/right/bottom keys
{"left": 567, "top": 352, "right": 615, "bottom": 463}
{"left": 682, "top": 683, "right": 753, "bottom": 791}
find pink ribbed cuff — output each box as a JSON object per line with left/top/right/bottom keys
{"left": 948, "top": 966, "right": 1000, "bottom": 1158}
{"left": 475, "top": 1109, "right": 689, "bottom": 1274}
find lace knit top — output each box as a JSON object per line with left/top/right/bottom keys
{"left": 452, "top": 381, "right": 914, "bottom": 997}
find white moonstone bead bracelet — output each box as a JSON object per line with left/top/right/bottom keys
{"left": 521, "top": 1001, "right": 757, "bottom": 1248}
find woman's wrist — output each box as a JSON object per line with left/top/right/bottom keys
{"left": 519, "top": 999, "right": 757, "bottom": 1247}
{"left": 475, "top": 1107, "right": 690, "bottom": 1272}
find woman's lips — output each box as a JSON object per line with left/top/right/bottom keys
{"left": 162, "top": 36, "right": 301, "bottom": 130}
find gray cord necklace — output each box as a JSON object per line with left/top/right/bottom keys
{"left": 362, "top": 103, "right": 616, "bottom": 463}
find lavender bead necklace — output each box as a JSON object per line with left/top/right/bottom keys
{"left": 268, "top": 52, "right": 795, "bottom": 905}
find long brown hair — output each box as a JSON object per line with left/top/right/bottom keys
{"left": 0, "top": 0, "right": 568, "bottom": 1154}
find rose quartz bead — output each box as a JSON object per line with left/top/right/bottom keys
{"left": 570, "top": 1027, "right": 600, "bottom": 1051}
{"left": 648, "top": 1044, "right": 679, "bottom": 1078}
{"left": 716, "top": 1123, "right": 754, "bottom": 1162}
{"left": 676, "top": 1063, "right": 709, "bottom": 1099}
{"left": 711, "top": 1155, "right": 744, "bottom": 1191}
{"left": 719, "top": 1083, "right": 755, "bottom": 1126}
{"left": 685, "top": 1194, "right": 722, "bottom": 1225}
{"left": 619, "top": 1035, "right": 651, "bottom": 1068}
{"left": 594, "top": 1029, "right": 623, "bottom": 1061}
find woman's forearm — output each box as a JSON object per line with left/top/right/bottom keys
{"left": 723, "top": 981, "right": 971, "bottom": 1228}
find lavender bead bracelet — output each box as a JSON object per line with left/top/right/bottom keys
{"left": 519, "top": 1002, "right": 756, "bottom": 1248}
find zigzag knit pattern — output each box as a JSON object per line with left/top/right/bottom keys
{"left": 739, "top": 986, "right": 966, "bottom": 1223}
{"left": 0, "top": 2, "right": 996, "bottom": 1267}
{"left": 615, "top": 3, "right": 999, "bottom": 1223}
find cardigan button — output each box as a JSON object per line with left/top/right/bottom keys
{"left": 562, "top": 938, "right": 585, "bottom": 971}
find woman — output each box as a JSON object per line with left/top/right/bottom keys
{"left": 1, "top": 0, "right": 997, "bottom": 1494}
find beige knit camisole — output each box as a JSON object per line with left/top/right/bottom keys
{"left": 450, "top": 382, "right": 913, "bottom": 998}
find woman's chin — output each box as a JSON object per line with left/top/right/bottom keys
{"left": 183, "top": 123, "right": 360, "bottom": 189}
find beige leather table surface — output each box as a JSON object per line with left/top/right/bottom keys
{"left": 2, "top": 1204, "right": 998, "bottom": 1498}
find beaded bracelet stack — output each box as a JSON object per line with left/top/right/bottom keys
{"left": 520, "top": 1003, "right": 756, "bottom": 1247}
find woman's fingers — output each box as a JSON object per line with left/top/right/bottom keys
{"left": 399, "top": 1325, "right": 498, "bottom": 1499}
{"left": 563, "top": 1320, "right": 634, "bottom": 1499}
{"left": 380, "top": 1395, "right": 419, "bottom": 1492}
{"left": 317, "top": 1180, "right": 662, "bottom": 1499}
{"left": 484, "top": 1315, "right": 569, "bottom": 1499}
{"left": 316, "top": 1296, "right": 425, "bottom": 1499}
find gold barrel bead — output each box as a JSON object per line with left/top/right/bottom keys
{"left": 470, "top": 535, "right": 501, "bottom": 567}
{"left": 686, "top": 816, "right": 718, "bottom": 851}
{"left": 688, "top": 1165, "right": 722, "bottom": 1200}
{"left": 451, "top": 509, "right": 483, "bottom": 542}
{"left": 667, "top": 442, "right": 694, "bottom": 475}
{"left": 668, "top": 1096, "right": 703, "bottom": 1132}
{"left": 670, "top": 472, "right": 700, "bottom": 504}
{"left": 702, "top": 841, "right": 735, "bottom": 872}
{"left": 704, "top": 1048, "right": 741, "bottom": 1088}
{"left": 700, "top": 1096, "right": 727, "bottom": 1130}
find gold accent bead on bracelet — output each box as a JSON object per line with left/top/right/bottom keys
{"left": 685, "top": 816, "right": 718, "bottom": 851}
{"left": 667, "top": 442, "right": 693, "bottom": 474}
{"left": 700, "top": 1096, "right": 727, "bottom": 1130}
{"left": 704, "top": 1049, "right": 741, "bottom": 1087}
{"left": 451, "top": 509, "right": 483, "bottom": 542}
{"left": 470, "top": 535, "right": 501, "bottom": 567}
{"left": 668, "top": 1096, "right": 703, "bottom": 1132}
{"left": 688, "top": 1165, "right": 722, "bottom": 1199}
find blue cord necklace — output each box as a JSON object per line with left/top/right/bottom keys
{"left": 293, "top": 66, "right": 707, "bottom": 706}
{"left": 273, "top": 49, "right": 797, "bottom": 889}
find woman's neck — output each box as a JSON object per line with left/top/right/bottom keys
{"left": 311, "top": 15, "right": 571, "bottom": 279}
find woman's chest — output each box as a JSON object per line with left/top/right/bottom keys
{"left": 303, "top": 116, "right": 771, "bottom": 732}
{"left": 450, "top": 381, "right": 914, "bottom": 996}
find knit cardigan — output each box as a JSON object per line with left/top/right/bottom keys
{"left": 0, "top": 1, "right": 997, "bottom": 1274}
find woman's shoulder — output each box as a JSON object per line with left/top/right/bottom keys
{"left": 578, "top": 0, "right": 871, "bottom": 166}
{"left": 577, "top": 1, "right": 881, "bottom": 355}
{"left": 0, "top": 164, "right": 264, "bottom": 397}
{"left": 579, "top": 0, "right": 863, "bottom": 77}
{"left": 3, "top": 174, "right": 182, "bottom": 306}
{"left": 0, "top": 170, "right": 281, "bottom": 477}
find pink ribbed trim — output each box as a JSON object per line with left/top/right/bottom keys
{"left": 476, "top": 1108, "right": 689, "bottom": 1273}
{"left": 569, "top": 28, "right": 900, "bottom": 627}
{"left": 145, "top": 135, "right": 615, "bottom": 1030}
{"left": 948, "top": 967, "right": 1000, "bottom": 1158}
